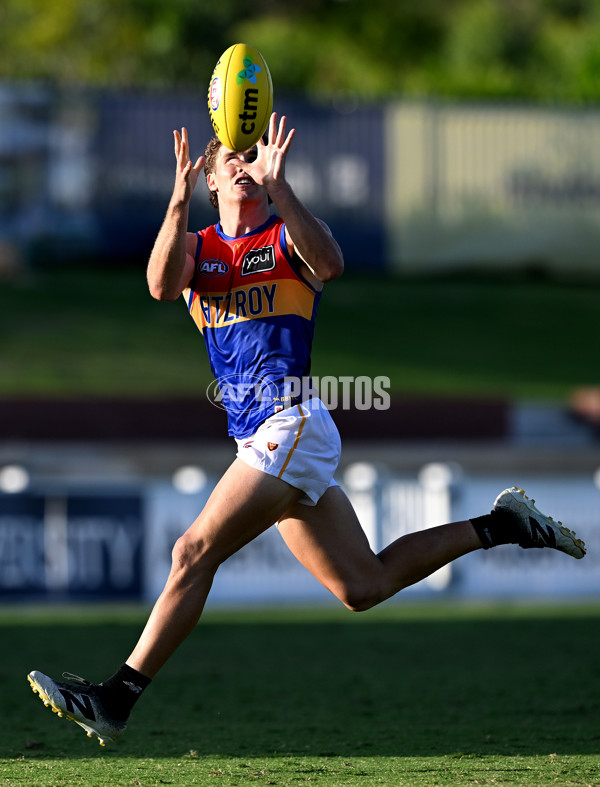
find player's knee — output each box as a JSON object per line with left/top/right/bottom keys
{"left": 171, "top": 532, "right": 220, "bottom": 577}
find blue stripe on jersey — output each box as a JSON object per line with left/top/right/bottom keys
{"left": 215, "top": 215, "right": 278, "bottom": 241}
{"left": 278, "top": 223, "right": 321, "bottom": 295}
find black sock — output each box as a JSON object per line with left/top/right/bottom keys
{"left": 97, "top": 664, "right": 151, "bottom": 722}
{"left": 470, "top": 508, "right": 520, "bottom": 549}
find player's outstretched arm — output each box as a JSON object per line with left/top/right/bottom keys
{"left": 231, "top": 113, "right": 344, "bottom": 283}
{"left": 147, "top": 128, "right": 204, "bottom": 301}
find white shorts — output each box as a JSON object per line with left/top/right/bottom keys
{"left": 235, "top": 398, "right": 341, "bottom": 506}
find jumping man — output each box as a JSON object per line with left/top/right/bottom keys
{"left": 28, "top": 113, "right": 586, "bottom": 746}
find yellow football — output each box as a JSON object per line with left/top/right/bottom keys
{"left": 207, "top": 43, "right": 273, "bottom": 152}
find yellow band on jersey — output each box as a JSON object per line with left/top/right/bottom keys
{"left": 188, "top": 277, "right": 315, "bottom": 332}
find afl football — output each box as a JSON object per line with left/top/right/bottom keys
{"left": 207, "top": 43, "right": 273, "bottom": 152}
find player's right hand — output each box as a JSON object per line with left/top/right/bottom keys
{"left": 172, "top": 127, "right": 205, "bottom": 204}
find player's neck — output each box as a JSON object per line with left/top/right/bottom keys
{"left": 218, "top": 201, "right": 271, "bottom": 239}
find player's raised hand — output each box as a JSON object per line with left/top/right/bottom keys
{"left": 232, "top": 113, "right": 295, "bottom": 194}
{"left": 172, "top": 127, "right": 205, "bottom": 204}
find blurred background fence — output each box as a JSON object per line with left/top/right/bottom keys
{"left": 1, "top": 454, "right": 598, "bottom": 604}
{"left": 3, "top": 83, "right": 600, "bottom": 276}
{"left": 0, "top": 84, "right": 387, "bottom": 272}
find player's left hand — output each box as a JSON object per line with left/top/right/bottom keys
{"left": 231, "top": 113, "right": 295, "bottom": 195}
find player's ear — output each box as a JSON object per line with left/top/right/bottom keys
{"left": 206, "top": 172, "right": 217, "bottom": 193}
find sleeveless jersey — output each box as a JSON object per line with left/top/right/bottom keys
{"left": 182, "top": 215, "right": 322, "bottom": 438}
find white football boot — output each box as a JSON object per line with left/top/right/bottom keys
{"left": 27, "top": 670, "right": 126, "bottom": 746}
{"left": 493, "top": 486, "right": 586, "bottom": 559}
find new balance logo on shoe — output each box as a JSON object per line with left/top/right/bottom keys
{"left": 59, "top": 689, "right": 96, "bottom": 721}
{"left": 528, "top": 516, "right": 557, "bottom": 548}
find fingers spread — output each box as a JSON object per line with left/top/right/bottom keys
{"left": 268, "top": 112, "right": 277, "bottom": 142}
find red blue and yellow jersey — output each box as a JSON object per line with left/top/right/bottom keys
{"left": 182, "top": 215, "right": 322, "bottom": 438}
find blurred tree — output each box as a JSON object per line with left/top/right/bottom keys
{"left": 1, "top": 0, "right": 600, "bottom": 101}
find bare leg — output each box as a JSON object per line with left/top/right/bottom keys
{"left": 278, "top": 485, "right": 481, "bottom": 610}
{"left": 127, "top": 468, "right": 481, "bottom": 677}
{"left": 127, "top": 460, "right": 301, "bottom": 677}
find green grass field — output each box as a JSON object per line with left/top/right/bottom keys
{"left": 1, "top": 267, "right": 599, "bottom": 400}
{"left": 2, "top": 601, "right": 599, "bottom": 786}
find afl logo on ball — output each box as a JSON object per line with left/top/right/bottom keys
{"left": 209, "top": 77, "right": 221, "bottom": 111}
{"left": 199, "top": 259, "right": 229, "bottom": 276}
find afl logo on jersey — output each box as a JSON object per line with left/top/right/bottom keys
{"left": 199, "top": 259, "right": 229, "bottom": 276}
{"left": 241, "top": 245, "right": 276, "bottom": 276}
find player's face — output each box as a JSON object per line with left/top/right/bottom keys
{"left": 208, "top": 145, "right": 262, "bottom": 205}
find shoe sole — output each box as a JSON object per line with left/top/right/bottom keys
{"left": 27, "top": 673, "right": 114, "bottom": 746}
{"left": 497, "top": 486, "right": 586, "bottom": 559}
